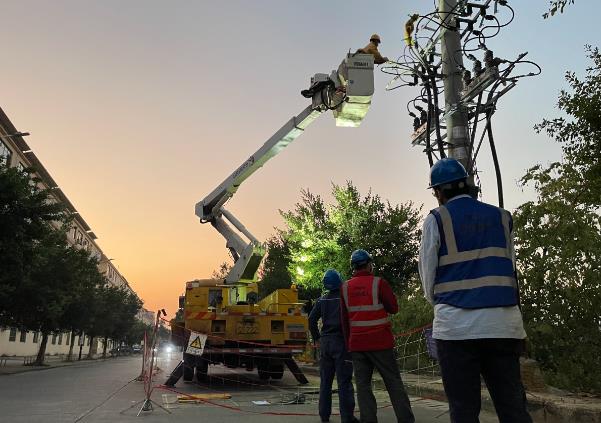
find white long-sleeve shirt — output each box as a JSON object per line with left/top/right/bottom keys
{"left": 418, "top": 195, "right": 527, "bottom": 340}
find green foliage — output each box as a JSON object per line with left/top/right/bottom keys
{"left": 123, "top": 320, "right": 152, "bottom": 346}
{"left": 281, "top": 182, "right": 422, "bottom": 294}
{"left": 258, "top": 233, "right": 294, "bottom": 299}
{"left": 87, "top": 285, "right": 143, "bottom": 341}
{"left": 0, "top": 163, "right": 67, "bottom": 322}
{"left": 211, "top": 262, "right": 231, "bottom": 280}
{"left": 0, "top": 161, "right": 144, "bottom": 363}
{"left": 514, "top": 47, "right": 601, "bottom": 393}
{"left": 391, "top": 276, "right": 434, "bottom": 334}
{"left": 543, "top": 0, "right": 575, "bottom": 19}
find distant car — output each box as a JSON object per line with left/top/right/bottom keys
{"left": 110, "top": 346, "right": 132, "bottom": 356}
{"left": 132, "top": 345, "right": 142, "bottom": 354}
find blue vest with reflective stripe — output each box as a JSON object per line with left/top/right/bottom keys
{"left": 431, "top": 197, "right": 518, "bottom": 309}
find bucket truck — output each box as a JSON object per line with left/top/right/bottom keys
{"left": 166, "top": 53, "right": 375, "bottom": 386}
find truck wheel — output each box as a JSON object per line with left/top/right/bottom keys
{"left": 196, "top": 360, "right": 209, "bottom": 382}
{"left": 270, "top": 364, "right": 284, "bottom": 380}
{"left": 183, "top": 364, "right": 194, "bottom": 381}
{"left": 258, "top": 367, "right": 270, "bottom": 380}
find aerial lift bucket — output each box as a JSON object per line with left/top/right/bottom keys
{"left": 334, "top": 53, "right": 375, "bottom": 127}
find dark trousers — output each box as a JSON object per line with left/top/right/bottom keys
{"left": 351, "top": 349, "right": 415, "bottom": 423}
{"left": 319, "top": 336, "right": 356, "bottom": 423}
{"left": 436, "top": 338, "right": 533, "bottom": 423}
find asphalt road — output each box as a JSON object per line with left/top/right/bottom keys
{"left": 0, "top": 352, "right": 499, "bottom": 422}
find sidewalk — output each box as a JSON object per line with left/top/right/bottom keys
{"left": 0, "top": 355, "right": 117, "bottom": 376}
{"left": 299, "top": 363, "right": 601, "bottom": 423}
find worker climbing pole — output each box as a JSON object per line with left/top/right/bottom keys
{"left": 382, "top": 0, "right": 541, "bottom": 207}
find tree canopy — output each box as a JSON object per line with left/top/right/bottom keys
{"left": 280, "top": 182, "right": 422, "bottom": 294}
{"left": 514, "top": 47, "right": 601, "bottom": 392}
{"left": 0, "top": 163, "right": 66, "bottom": 323}
{"left": 0, "top": 162, "right": 144, "bottom": 364}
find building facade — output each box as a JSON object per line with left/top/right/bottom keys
{"left": 0, "top": 106, "right": 146, "bottom": 358}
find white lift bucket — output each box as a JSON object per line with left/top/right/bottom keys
{"left": 334, "top": 53, "right": 374, "bottom": 127}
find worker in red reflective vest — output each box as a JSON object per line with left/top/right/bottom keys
{"left": 340, "top": 249, "right": 415, "bottom": 423}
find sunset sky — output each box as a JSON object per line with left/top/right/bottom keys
{"left": 1, "top": 1, "right": 599, "bottom": 315}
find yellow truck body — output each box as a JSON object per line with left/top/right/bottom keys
{"left": 173, "top": 279, "right": 309, "bottom": 383}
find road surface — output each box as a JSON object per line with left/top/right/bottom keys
{"left": 0, "top": 351, "right": 499, "bottom": 422}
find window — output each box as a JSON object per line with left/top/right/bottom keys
{"left": 16, "top": 162, "right": 26, "bottom": 173}
{"left": 0, "top": 139, "right": 11, "bottom": 165}
{"left": 58, "top": 333, "right": 63, "bottom": 345}
{"left": 33, "top": 332, "right": 39, "bottom": 343}
{"left": 76, "top": 232, "right": 83, "bottom": 245}
{"left": 66, "top": 333, "right": 70, "bottom": 345}
{"left": 19, "top": 330, "right": 27, "bottom": 343}
{"left": 52, "top": 334, "right": 57, "bottom": 345}
{"left": 9, "top": 328, "right": 17, "bottom": 342}
{"left": 87, "top": 336, "right": 91, "bottom": 346}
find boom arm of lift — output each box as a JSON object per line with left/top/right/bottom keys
{"left": 195, "top": 53, "right": 375, "bottom": 285}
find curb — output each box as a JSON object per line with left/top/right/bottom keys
{"left": 0, "top": 357, "right": 122, "bottom": 376}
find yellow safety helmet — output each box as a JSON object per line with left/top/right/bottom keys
{"left": 370, "top": 34, "right": 381, "bottom": 43}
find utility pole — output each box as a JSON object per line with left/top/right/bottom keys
{"left": 439, "top": 0, "right": 471, "bottom": 169}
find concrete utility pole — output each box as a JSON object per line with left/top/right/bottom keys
{"left": 439, "top": 0, "right": 471, "bottom": 169}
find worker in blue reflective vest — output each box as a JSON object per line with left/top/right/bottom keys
{"left": 309, "top": 269, "right": 358, "bottom": 423}
{"left": 419, "top": 158, "right": 532, "bottom": 423}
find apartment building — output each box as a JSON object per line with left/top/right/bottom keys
{"left": 0, "top": 106, "right": 143, "bottom": 358}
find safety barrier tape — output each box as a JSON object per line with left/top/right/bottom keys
{"left": 164, "top": 316, "right": 432, "bottom": 349}
{"left": 393, "top": 323, "right": 433, "bottom": 338}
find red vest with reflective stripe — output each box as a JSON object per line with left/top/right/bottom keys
{"left": 342, "top": 275, "right": 393, "bottom": 351}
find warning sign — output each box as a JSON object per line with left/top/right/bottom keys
{"left": 186, "top": 332, "right": 207, "bottom": 356}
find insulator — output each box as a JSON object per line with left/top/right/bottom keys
{"left": 463, "top": 70, "right": 473, "bottom": 87}
{"left": 473, "top": 60, "right": 483, "bottom": 76}
{"left": 413, "top": 117, "right": 421, "bottom": 131}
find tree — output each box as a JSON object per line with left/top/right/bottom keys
{"left": 212, "top": 262, "right": 231, "bottom": 279}
{"left": 544, "top": 0, "right": 576, "bottom": 18}
{"left": 123, "top": 320, "right": 150, "bottom": 347}
{"left": 257, "top": 233, "right": 294, "bottom": 299}
{"left": 87, "top": 285, "right": 142, "bottom": 358}
{"left": 58, "top": 250, "right": 105, "bottom": 361}
{"left": 0, "top": 163, "right": 66, "bottom": 324}
{"left": 14, "top": 230, "right": 92, "bottom": 365}
{"left": 514, "top": 47, "right": 601, "bottom": 392}
{"left": 281, "top": 182, "right": 422, "bottom": 295}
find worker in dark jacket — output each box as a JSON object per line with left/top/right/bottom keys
{"left": 341, "top": 250, "right": 415, "bottom": 423}
{"left": 309, "top": 269, "right": 358, "bottom": 423}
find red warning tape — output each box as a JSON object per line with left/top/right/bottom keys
{"left": 393, "top": 323, "right": 433, "bottom": 339}
{"left": 154, "top": 384, "right": 393, "bottom": 416}
{"left": 163, "top": 316, "right": 432, "bottom": 348}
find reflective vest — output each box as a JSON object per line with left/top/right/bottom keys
{"left": 431, "top": 197, "right": 519, "bottom": 309}
{"left": 342, "top": 276, "right": 390, "bottom": 337}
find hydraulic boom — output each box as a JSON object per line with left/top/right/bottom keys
{"left": 195, "top": 53, "right": 375, "bottom": 288}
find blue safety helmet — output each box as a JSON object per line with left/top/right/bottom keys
{"left": 350, "top": 249, "right": 373, "bottom": 270}
{"left": 322, "top": 269, "right": 343, "bottom": 291}
{"left": 429, "top": 158, "right": 468, "bottom": 188}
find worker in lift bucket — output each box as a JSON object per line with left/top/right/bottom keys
{"left": 336, "top": 33, "right": 389, "bottom": 92}
{"left": 309, "top": 269, "right": 359, "bottom": 423}
{"left": 419, "top": 158, "right": 532, "bottom": 422}
{"left": 340, "top": 250, "right": 415, "bottom": 423}
{"left": 356, "top": 34, "right": 389, "bottom": 64}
